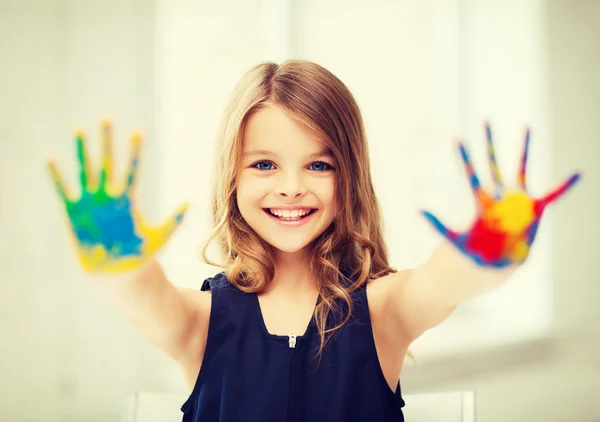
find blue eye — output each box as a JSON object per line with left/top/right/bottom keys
{"left": 253, "top": 161, "right": 274, "bottom": 171}
{"left": 251, "top": 160, "right": 333, "bottom": 171}
{"left": 309, "top": 161, "right": 332, "bottom": 171}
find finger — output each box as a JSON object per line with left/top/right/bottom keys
{"left": 536, "top": 172, "right": 581, "bottom": 210}
{"left": 124, "top": 132, "right": 142, "bottom": 195}
{"left": 525, "top": 218, "right": 541, "bottom": 246}
{"left": 458, "top": 141, "right": 483, "bottom": 196}
{"left": 75, "top": 130, "right": 96, "bottom": 191}
{"left": 99, "top": 119, "right": 114, "bottom": 191}
{"left": 421, "top": 210, "right": 459, "bottom": 242}
{"left": 146, "top": 202, "right": 189, "bottom": 254}
{"left": 484, "top": 121, "right": 504, "bottom": 188}
{"left": 47, "top": 159, "right": 73, "bottom": 203}
{"left": 518, "top": 127, "right": 531, "bottom": 189}
{"left": 159, "top": 202, "right": 189, "bottom": 235}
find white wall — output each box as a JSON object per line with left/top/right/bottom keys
{"left": 1, "top": 1, "right": 161, "bottom": 421}
{"left": 1, "top": 0, "right": 597, "bottom": 421}
{"left": 151, "top": 0, "right": 270, "bottom": 286}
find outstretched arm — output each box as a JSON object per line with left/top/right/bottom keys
{"left": 389, "top": 122, "right": 581, "bottom": 341}
{"left": 47, "top": 121, "right": 208, "bottom": 366}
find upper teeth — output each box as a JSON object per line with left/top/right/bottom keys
{"left": 269, "top": 209, "right": 311, "bottom": 218}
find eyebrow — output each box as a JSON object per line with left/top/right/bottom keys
{"left": 243, "top": 148, "right": 334, "bottom": 159}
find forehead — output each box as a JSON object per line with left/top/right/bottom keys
{"left": 243, "top": 105, "right": 328, "bottom": 155}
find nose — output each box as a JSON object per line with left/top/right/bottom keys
{"left": 276, "top": 171, "right": 306, "bottom": 198}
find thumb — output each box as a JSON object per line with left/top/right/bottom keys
{"left": 145, "top": 202, "right": 189, "bottom": 255}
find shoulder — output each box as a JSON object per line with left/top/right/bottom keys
{"left": 362, "top": 270, "right": 415, "bottom": 381}
{"left": 365, "top": 269, "right": 414, "bottom": 338}
{"left": 176, "top": 272, "right": 230, "bottom": 327}
{"left": 366, "top": 269, "right": 413, "bottom": 313}
{"left": 173, "top": 274, "right": 225, "bottom": 374}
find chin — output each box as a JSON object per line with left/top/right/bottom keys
{"left": 264, "top": 237, "right": 314, "bottom": 254}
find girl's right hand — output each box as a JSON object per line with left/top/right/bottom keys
{"left": 47, "top": 120, "right": 188, "bottom": 273}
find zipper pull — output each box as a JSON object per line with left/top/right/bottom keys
{"left": 288, "top": 332, "right": 297, "bottom": 348}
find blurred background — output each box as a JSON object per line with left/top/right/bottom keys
{"left": 0, "top": 0, "right": 598, "bottom": 421}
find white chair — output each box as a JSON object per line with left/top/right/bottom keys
{"left": 403, "top": 391, "right": 475, "bottom": 422}
{"left": 122, "top": 390, "right": 475, "bottom": 422}
{"left": 122, "top": 391, "right": 185, "bottom": 422}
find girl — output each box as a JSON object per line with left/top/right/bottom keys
{"left": 47, "top": 60, "right": 580, "bottom": 421}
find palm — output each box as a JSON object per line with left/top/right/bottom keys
{"left": 422, "top": 122, "right": 581, "bottom": 268}
{"left": 66, "top": 191, "right": 142, "bottom": 257}
{"left": 48, "top": 120, "right": 187, "bottom": 272}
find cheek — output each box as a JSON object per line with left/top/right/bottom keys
{"left": 235, "top": 176, "right": 250, "bottom": 212}
{"left": 236, "top": 176, "right": 269, "bottom": 209}
{"left": 314, "top": 178, "right": 336, "bottom": 208}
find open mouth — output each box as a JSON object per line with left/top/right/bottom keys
{"left": 263, "top": 208, "right": 318, "bottom": 222}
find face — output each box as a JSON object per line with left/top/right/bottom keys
{"left": 236, "top": 105, "right": 337, "bottom": 258}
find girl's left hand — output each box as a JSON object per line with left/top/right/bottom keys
{"left": 422, "top": 121, "right": 581, "bottom": 268}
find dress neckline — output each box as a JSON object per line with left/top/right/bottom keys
{"left": 253, "top": 291, "right": 320, "bottom": 341}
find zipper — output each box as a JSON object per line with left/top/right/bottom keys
{"left": 287, "top": 331, "right": 297, "bottom": 421}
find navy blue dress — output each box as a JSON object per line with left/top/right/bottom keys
{"left": 181, "top": 272, "right": 405, "bottom": 421}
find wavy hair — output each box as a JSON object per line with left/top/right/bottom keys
{"left": 200, "top": 60, "right": 397, "bottom": 359}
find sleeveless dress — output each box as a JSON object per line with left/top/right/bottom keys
{"left": 181, "top": 272, "right": 405, "bottom": 421}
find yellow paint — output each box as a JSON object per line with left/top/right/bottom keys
{"left": 507, "top": 238, "right": 529, "bottom": 262}
{"left": 485, "top": 190, "right": 534, "bottom": 235}
{"left": 67, "top": 203, "right": 189, "bottom": 274}
{"left": 55, "top": 121, "right": 188, "bottom": 274}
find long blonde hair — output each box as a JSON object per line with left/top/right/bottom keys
{"left": 201, "top": 60, "right": 397, "bottom": 358}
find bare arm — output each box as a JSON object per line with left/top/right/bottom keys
{"left": 47, "top": 121, "right": 209, "bottom": 366}
{"left": 91, "top": 258, "right": 211, "bottom": 366}
{"left": 387, "top": 242, "right": 517, "bottom": 342}
{"left": 389, "top": 122, "right": 579, "bottom": 342}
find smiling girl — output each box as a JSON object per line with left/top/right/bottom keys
{"left": 48, "top": 60, "right": 580, "bottom": 422}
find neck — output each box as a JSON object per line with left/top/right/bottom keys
{"left": 268, "top": 247, "right": 318, "bottom": 296}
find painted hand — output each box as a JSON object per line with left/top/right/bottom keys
{"left": 422, "top": 122, "right": 581, "bottom": 268}
{"left": 47, "top": 120, "right": 188, "bottom": 273}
